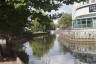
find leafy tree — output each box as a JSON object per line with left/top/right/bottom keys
{"left": 0, "top": 0, "right": 86, "bottom": 31}
{"left": 0, "top": 5, "right": 30, "bottom": 31}
{"left": 27, "top": 10, "right": 54, "bottom": 32}
{"left": 58, "top": 13, "right": 72, "bottom": 28}
{"left": 0, "top": 0, "right": 86, "bottom": 11}
{"left": 0, "top": 0, "right": 85, "bottom": 40}
{"left": 27, "top": 18, "right": 42, "bottom": 32}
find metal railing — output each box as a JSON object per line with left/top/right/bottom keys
{"left": 59, "top": 29, "right": 96, "bottom": 41}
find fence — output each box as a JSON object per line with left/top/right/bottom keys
{"left": 59, "top": 29, "right": 96, "bottom": 42}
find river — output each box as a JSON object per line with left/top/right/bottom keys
{"left": 21, "top": 34, "right": 96, "bottom": 64}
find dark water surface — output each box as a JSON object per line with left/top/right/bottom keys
{"left": 22, "top": 34, "right": 96, "bottom": 64}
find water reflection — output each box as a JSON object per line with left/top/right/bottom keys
{"left": 23, "top": 34, "right": 74, "bottom": 64}
{"left": 59, "top": 35, "right": 96, "bottom": 64}
{"left": 20, "top": 33, "right": 96, "bottom": 64}
{"left": 30, "top": 35, "right": 55, "bottom": 57}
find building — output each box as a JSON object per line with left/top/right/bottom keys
{"left": 72, "top": 0, "right": 96, "bottom": 28}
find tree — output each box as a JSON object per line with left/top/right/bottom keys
{"left": 27, "top": 10, "right": 54, "bottom": 32}
{"left": 0, "top": 0, "right": 86, "bottom": 11}
{"left": 58, "top": 13, "right": 72, "bottom": 28}
{"left": 0, "top": 0, "right": 86, "bottom": 32}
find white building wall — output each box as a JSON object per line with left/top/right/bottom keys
{"left": 75, "top": 7, "right": 89, "bottom": 18}
{"left": 72, "top": 2, "right": 79, "bottom": 20}
{"left": 72, "top": 1, "right": 96, "bottom": 20}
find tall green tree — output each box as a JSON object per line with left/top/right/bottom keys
{"left": 0, "top": 0, "right": 30, "bottom": 32}
{"left": 0, "top": 0, "right": 85, "bottom": 40}
{"left": 27, "top": 10, "right": 54, "bottom": 32}
{"left": 0, "top": 0, "right": 85, "bottom": 31}
{"left": 58, "top": 13, "right": 72, "bottom": 28}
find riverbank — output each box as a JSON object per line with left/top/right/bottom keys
{"left": 32, "top": 32, "right": 49, "bottom": 37}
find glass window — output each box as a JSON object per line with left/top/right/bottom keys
{"left": 81, "top": 19, "right": 86, "bottom": 24}
{"left": 93, "top": 17, "right": 96, "bottom": 19}
{"left": 87, "top": 18, "right": 92, "bottom": 24}
{"left": 80, "top": 19, "right": 86, "bottom": 28}
{"left": 87, "top": 18, "right": 92, "bottom": 27}
{"left": 77, "top": 19, "right": 81, "bottom": 24}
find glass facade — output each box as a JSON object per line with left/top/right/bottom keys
{"left": 72, "top": 18, "right": 94, "bottom": 28}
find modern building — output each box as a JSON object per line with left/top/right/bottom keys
{"left": 72, "top": 0, "right": 96, "bottom": 28}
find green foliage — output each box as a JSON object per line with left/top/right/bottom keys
{"left": 0, "top": 0, "right": 86, "bottom": 11}
{"left": 58, "top": 13, "right": 72, "bottom": 28}
{"left": 0, "top": 4, "right": 30, "bottom": 31}
{"left": 27, "top": 10, "right": 54, "bottom": 32}
{"left": 28, "top": 0, "right": 86, "bottom": 11}
{"left": 27, "top": 19, "right": 42, "bottom": 32}
{"left": 0, "top": 0, "right": 85, "bottom": 32}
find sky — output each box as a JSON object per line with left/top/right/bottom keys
{"left": 30, "top": 4, "right": 72, "bottom": 24}
{"left": 46, "top": 4, "right": 72, "bottom": 15}
{"left": 46, "top": 4, "right": 72, "bottom": 24}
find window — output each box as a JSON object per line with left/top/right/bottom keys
{"left": 77, "top": 19, "right": 81, "bottom": 24}
{"left": 87, "top": 18, "right": 92, "bottom": 27}
{"left": 81, "top": 19, "right": 86, "bottom": 24}
{"left": 87, "top": 18, "right": 92, "bottom": 24}
{"left": 79, "top": 19, "right": 86, "bottom": 28}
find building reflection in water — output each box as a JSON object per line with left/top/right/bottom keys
{"left": 59, "top": 36, "right": 96, "bottom": 64}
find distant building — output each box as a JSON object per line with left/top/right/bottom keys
{"left": 72, "top": 0, "right": 96, "bottom": 28}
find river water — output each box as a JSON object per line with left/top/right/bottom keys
{"left": 22, "top": 34, "right": 96, "bottom": 64}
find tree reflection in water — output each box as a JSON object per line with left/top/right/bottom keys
{"left": 23, "top": 34, "right": 74, "bottom": 64}
{"left": 30, "top": 34, "right": 55, "bottom": 57}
